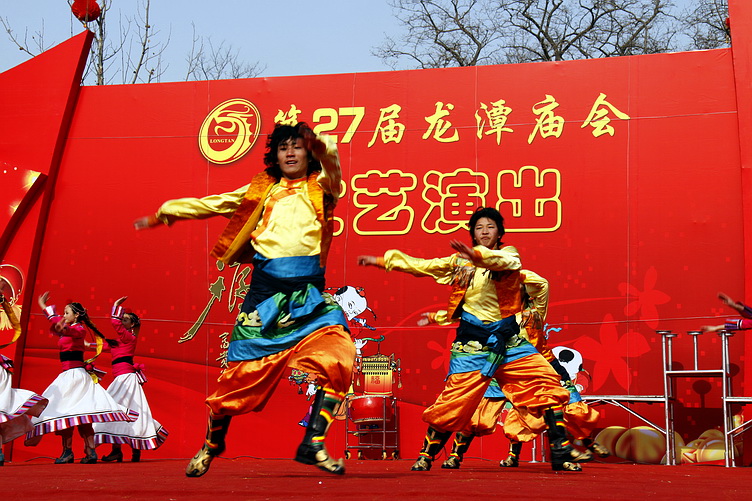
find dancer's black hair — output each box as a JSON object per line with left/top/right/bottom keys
{"left": 468, "top": 207, "right": 505, "bottom": 247}
{"left": 68, "top": 302, "right": 105, "bottom": 339}
{"left": 263, "top": 122, "right": 321, "bottom": 180}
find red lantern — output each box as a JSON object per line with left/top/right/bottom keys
{"left": 71, "top": 0, "right": 102, "bottom": 22}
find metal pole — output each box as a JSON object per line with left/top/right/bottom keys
{"left": 658, "top": 330, "right": 676, "bottom": 466}
{"left": 687, "top": 330, "right": 702, "bottom": 370}
{"left": 720, "top": 331, "right": 733, "bottom": 467}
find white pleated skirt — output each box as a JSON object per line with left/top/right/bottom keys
{"left": 25, "top": 367, "right": 137, "bottom": 446}
{"left": 93, "top": 372, "right": 168, "bottom": 450}
{"left": 0, "top": 368, "right": 48, "bottom": 443}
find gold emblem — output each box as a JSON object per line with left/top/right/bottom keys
{"left": 198, "top": 99, "right": 261, "bottom": 164}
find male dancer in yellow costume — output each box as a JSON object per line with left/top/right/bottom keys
{"left": 136, "top": 122, "right": 355, "bottom": 476}
{"left": 358, "top": 207, "right": 580, "bottom": 472}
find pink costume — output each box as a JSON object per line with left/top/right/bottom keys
{"left": 109, "top": 306, "right": 137, "bottom": 377}
{"left": 93, "top": 305, "right": 168, "bottom": 450}
{"left": 25, "top": 306, "right": 137, "bottom": 445}
{"left": 43, "top": 306, "right": 87, "bottom": 371}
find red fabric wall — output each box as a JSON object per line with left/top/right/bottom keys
{"left": 2, "top": 4, "right": 751, "bottom": 463}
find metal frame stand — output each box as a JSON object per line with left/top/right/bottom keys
{"left": 580, "top": 330, "right": 750, "bottom": 467}
{"left": 660, "top": 329, "right": 752, "bottom": 467}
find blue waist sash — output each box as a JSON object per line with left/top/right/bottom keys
{"left": 228, "top": 255, "right": 347, "bottom": 362}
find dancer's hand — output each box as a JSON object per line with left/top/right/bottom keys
{"left": 417, "top": 313, "right": 432, "bottom": 326}
{"left": 357, "top": 255, "right": 378, "bottom": 267}
{"left": 302, "top": 129, "right": 327, "bottom": 158}
{"left": 701, "top": 324, "right": 723, "bottom": 333}
{"left": 450, "top": 239, "right": 475, "bottom": 261}
{"left": 718, "top": 292, "right": 744, "bottom": 313}
{"left": 38, "top": 291, "right": 50, "bottom": 310}
{"left": 305, "top": 383, "right": 317, "bottom": 397}
{"left": 114, "top": 296, "right": 128, "bottom": 307}
{"left": 133, "top": 214, "right": 161, "bottom": 230}
{"left": 718, "top": 292, "right": 734, "bottom": 306}
{"left": 354, "top": 338, "right": 368, "bottom": 356}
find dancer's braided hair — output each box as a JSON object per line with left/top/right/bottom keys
{"left": 68, "top": 302, "right": 105, "bottom": 339}
{"left": 124, "top": 312, "right": 141, "bottom": 338}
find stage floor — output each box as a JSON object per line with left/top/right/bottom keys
{"left": 0, "top": 456, "right": 748, "bottom": 500}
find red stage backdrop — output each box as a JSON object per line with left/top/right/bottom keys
{"left": 2, "top": 2, "right": 752, "bottom": 465}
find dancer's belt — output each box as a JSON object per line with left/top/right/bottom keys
{"left": 457, "top": 314, "right": 519, "bottom": 354}
{"left": 112, "top": 356, "right": 134, "bottom": 365}
{"left": 455, "top": 319, "right": 493, "bottom": 346}
{"left": 59, "top": 351, "right": 84, "bottom": 362}
{"left": 246, "top": 264, "right": 324, "bottom": 312}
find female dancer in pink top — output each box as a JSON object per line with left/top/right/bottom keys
{"left": 95, "top": 296, "right": 168, "bottom": 462}
{"left": 25, "top": 292, "right": 136, "bottom": 464}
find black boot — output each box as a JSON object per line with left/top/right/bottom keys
{"left": 131, "top": 449, "right": 141, "bottom": 462}
{"left": 500, "top": 441, "right": 522, "bottom": 467}
{"left": 441, "top": 432, "right": 474, "bottom": 469}
{"left": 101, "top": 445, "right": 123, "bottom": 463}
{"left": 80, "top": 447, "right": 98, "bottom": 464}
{"left": 294, "top": 387, "right": 346, "bottom": 475}
{"left": 544, "top": 407, "right": 581, "bottom": 472}
{"left": 185, "top": 414, "right": 232, "bottom": 477}
{"left": 54, "top": 448, "right": 74, "bottom": 464}
{"left": 410, "top": 426, "right": 452, "bottom": 471}
{"left": 0, "top": 449, "right": 4, "bottom": 466}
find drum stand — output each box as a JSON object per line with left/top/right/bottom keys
{"left": 345, "top": 395, "right": 399, "bottom": 460}
{"left": 345, "top": 351, "right": 400, "bottom": 459}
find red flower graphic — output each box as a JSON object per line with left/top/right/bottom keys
{"left": 428, "top": 330, "right": 456, "bottom": 373}
{"left": 574, "top": 313, "right": 651, "bottom": 392}
{"left": 618, "top": 266, "right": 670, "bottom": 329}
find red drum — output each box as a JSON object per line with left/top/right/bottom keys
{"left": 348, "top": 395, "right": 394, "bottom": 423}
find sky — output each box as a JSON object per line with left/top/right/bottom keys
{"left": 0, "top": 0, "right": 703, "bottom": 82}
{"left": 0, "top": 0, "right": 400, "bottom": 81}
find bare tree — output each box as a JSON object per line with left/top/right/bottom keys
{"left": 375, "top": 0, "right": 682, "bottom": 68}
{"left": 682, "top": 0, "right": 730, "bottom": 50}
{"left": 2, "top": 1, "right": 262, "bottom": 84}
{"left": 504, "top": 0, "right": 679, "bottom": 62}
{"left": 375, "top": 0, "right": 507, "bottom": 69}
{"left": 1, "top": 1, "right": 167, "bottom": 85}
{"left": 184, "top": 25, "right": 265, "bottom": 81}
{"left": 0, "top": 17, "right": 54, "bottom": 57}
{"left": 119, "top": 0, "right": 170, "bottom": 84}
{"left": 79, "top": 0, "right": 168, "bottom": 85}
